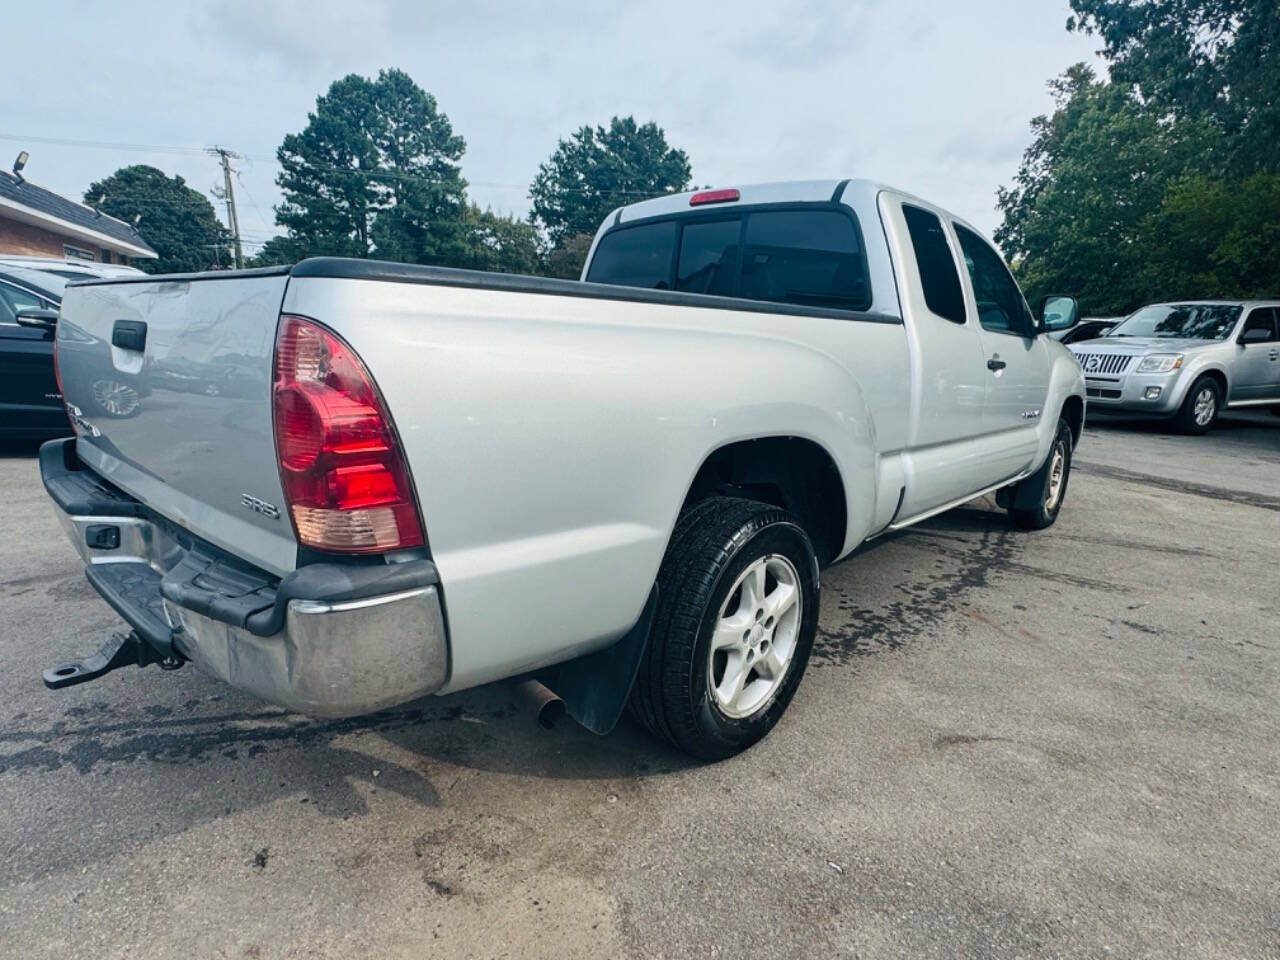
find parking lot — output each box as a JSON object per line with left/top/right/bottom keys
{"left": 0, "top": 413, "right": 1276, "bottom": 960}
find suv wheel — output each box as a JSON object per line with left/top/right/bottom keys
{"left": 628, "top": 497, "right": 819, "bottom": 760}
{"left": 1175, "top": 376, "right": 1221, "bottom": 434}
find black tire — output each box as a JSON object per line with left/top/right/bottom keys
{"left": 628, "top": 497, "right": 820, "bottom": 761}
{"left": 1174, "top": 375, "right": 1221, "bottom": 435}
{"left": 1009, "top": 418, "right": 1073, "bottom": 530}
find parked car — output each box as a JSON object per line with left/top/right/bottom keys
{"left": 40, "top": 179, "right": 1085, "bottom": 759}
{"left": 0, "top": 254, "right": 145, "bottom": 281}
{"left": 1069, "top": 300, "right": 1280, "bottom": 433}
{"left": 0, "top": 259, "right": 155, "bottom": 438}
{"left": 0, "top": 266, "right": 70, "bottom": 438}
{"left": 1051, "top": 316, "right": 1120, "bottom": 345}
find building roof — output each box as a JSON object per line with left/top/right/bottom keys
{"left": 0, "top": 170, "right": 157, "bottom": 259}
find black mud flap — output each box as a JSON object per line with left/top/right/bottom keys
{"left": 538, "top": 586, "right": 658, "bottom": 736}
{"left": 42, "top": 631, "right": 178, "bottom": 690}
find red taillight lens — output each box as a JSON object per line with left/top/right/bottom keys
{"left": 272, "top": 314, "right": 424, "bottom": 553}
{"left": 689, "top": 188, "right": 740, "bottom": 206}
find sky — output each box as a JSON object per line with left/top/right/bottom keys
{"left": 2, "top": 0, "right": 1106, "bottom": 257}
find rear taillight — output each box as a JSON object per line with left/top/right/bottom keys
{"left": 272, "top": 314, "right": 424, "bottom": 554}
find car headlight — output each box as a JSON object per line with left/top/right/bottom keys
{"left": 1135, "top": 354, "right": 1184, "bottom": 373}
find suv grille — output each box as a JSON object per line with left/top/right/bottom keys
{"left": 1074, "top": 352, "right": 1134, "bottom": 376}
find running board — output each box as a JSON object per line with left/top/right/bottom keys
{"left": 887, "top": 473, "right": 1029, "bottom": 532}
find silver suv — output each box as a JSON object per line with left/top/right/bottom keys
{"left": 1069, "top": 301, "right": 1280, "bottom": 433}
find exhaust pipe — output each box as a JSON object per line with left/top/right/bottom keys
{"left": 512, "top": 678, "right": 565, "bottom": 729}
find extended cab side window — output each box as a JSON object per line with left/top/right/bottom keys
{"left": 739, "top": 210, "right": 870, "bottom": 311}
{"left": 902, "top": 204, "right": 966, "bottom": 324}
{"left": 953, "top": 224, "right": 1035, "bottom": 338}
{"left": 585, "top": 220, "right": 678, "bottom": 289}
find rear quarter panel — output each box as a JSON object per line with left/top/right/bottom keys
{"left": 282, "top": 276, "right": 908, "bottom": 691}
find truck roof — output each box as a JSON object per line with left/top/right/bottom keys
{"left": 612, "top": 178, "right": 894, "bottom": 225}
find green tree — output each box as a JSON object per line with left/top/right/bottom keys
{"left": 84, "top": 165, "right": 229, "bottom": 273}
{"left": 1068, "top": 0, "right": 1279, "bottom": 177}
{"left": 252, "top": 207, "right": 540, "bottom": 275}
{"left": 1137, "top": 173, "right": 1280, "bottom": 299}
{"left": 449, "top": 206, "right": 541, "bottom": 275}
{"left": 274, "top": 69, "right": 467, "bottom": 260}
{"left": 543, "top": 232, "right": 596, "bottom": 280}
{"left": 245, "top": 234, "right": 302, "bottom": 268}
{"left": 529, "top": 116, "right": 691, "bottom": 247}
{"left": 997, "top": 66, "right": 1211, "bottom": 313}
{"left": 999, "top": 2, "right": 1280, "bottom": 313}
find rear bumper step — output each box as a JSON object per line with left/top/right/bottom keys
{"left": 39, "top": 437, "right": 451, "bottom": 716}
{"left": 86, "top": 562, "right": 178, "bottom": 656}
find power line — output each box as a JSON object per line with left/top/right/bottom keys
{"left": 0, "top": 133, "right": 211, "bottom": 158}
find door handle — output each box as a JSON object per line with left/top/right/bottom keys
{"left": 111, "top": 319, "right": 147, "bottom": 352}
{"left": 987, "top": 357, "right": 1007, "bottom": 372}
{"left": 1268, "top": 349, "right": 1279, "bottom": 360}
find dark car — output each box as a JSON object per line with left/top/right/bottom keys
{"left": 0, "top": 263, "right": 157, "bottom": 438}
{"left": 0, "top": 266, "right": 70, "bottom": 439}
{"left": 1050, "top": 317, "right": 1120, "bottom": 345}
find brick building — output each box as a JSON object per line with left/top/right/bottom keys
{"left": 0, "top": 166, "right": 157, "bottom": 266}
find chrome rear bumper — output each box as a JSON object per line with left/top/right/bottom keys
{"left": 41, "top": 438, "right": 450, "bottom": 717}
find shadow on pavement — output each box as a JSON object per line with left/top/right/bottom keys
{"left": 0, "top": 438, "right": 52, "bottom": 460}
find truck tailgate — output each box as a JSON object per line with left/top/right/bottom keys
{"left": 56, "top": 270, "right": 297, "bottom": 575}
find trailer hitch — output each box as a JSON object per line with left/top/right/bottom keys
{"left": 43, "top": 631, "right": 183, "bottom": 690}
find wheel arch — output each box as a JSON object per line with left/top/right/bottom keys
{"left": 1171, "top": 363, "right": 1230, "bottom": 408}
{"left": 679, "top": 435, "right": 848, "bottom": 567}
{"left": 1198, "top": 366, "right": 1229, "bottom": 396}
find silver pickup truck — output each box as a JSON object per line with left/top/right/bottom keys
{"left": 39, "top": 180, "right": 1085, "bottom": 759}
{"left": 1069, "top": 300, "right": 1280, "bottom": 433}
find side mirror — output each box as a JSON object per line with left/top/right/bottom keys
{"left": 15, "top": 307, "right": 58, "bottom": 329}
{"left": 1239, "top": 326, "right": 1272, "bottom": 345}
{"left": 1038, "top": 295, "right": 1079, "bottom": 333}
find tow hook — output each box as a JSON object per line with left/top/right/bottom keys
{"left": 42, "top": 631, "right": 183, "bottom": 690}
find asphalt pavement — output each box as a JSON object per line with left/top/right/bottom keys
{"left": 0, "top": 411, "right": 1276, "bottom": 959}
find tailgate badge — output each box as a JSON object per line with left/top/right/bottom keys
{"left": 241, "top": 494, "right": 280, "bottom": 520}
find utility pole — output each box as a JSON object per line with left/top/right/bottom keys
{"left": 207, "top": 146, "right": 243, "bottom": 269}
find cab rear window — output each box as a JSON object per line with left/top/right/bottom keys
{"left": 584, "top": 220, "right": 677, "bottom": 289}
{"left": 586, "top": 207, "right": 871, "bottom": 312}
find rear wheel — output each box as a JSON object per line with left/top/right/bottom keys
{"left": 1008, "top": 418, "right": 1073, "bottom": 530}
{"left": 1174, "top": 376, "right": 1221, "bottom": 434}
{"left": 628, "top": 497, "right": 819, "bottom": 760}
